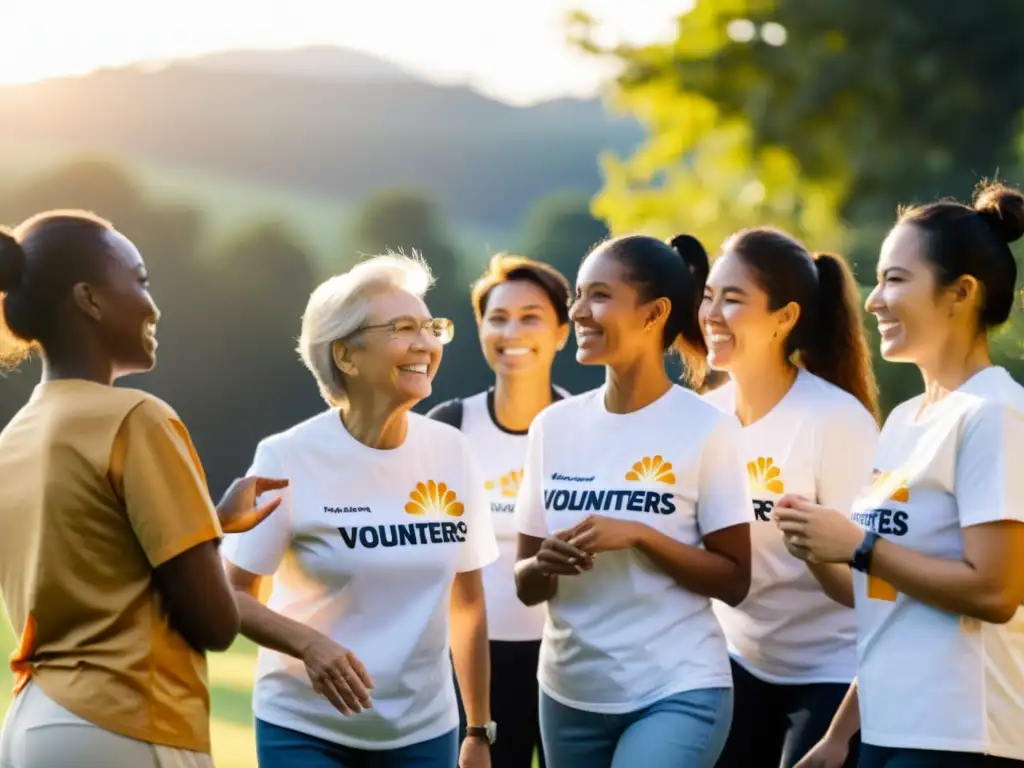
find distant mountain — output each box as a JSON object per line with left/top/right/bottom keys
{"left": 179, "top": 45, "right": 417, "bottom": 82}
{"left": 0, "top": 47, "right": 643, "bottom": 230}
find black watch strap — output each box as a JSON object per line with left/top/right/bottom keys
{"left": 850, "top": 530, "right": 880, "bottom": 573}
{"left": 466, "top": 723, "right": 496, "bottom": 745}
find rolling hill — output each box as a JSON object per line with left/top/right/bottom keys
{"left": 0, "top": 46, "right": 642, "bottom": 233}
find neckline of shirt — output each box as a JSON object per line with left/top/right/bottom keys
{"left": 910, "top": 365, "right": 1007, "bottom": 424}
{"left": 590, "top": 382, "right": 679, "bottom": 422}
{"left": 715, "top": 368, "right": 808, "bottom": 430}
{"left": 484, "top": 385, "right": 564, "bottom": 436}
{"left": 327, "top": 407, "right": 417, "bottom": 459}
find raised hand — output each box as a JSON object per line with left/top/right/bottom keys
{"left": 216, "top": 476, "right": 289, "bottom": 534}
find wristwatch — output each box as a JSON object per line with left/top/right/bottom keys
{"left": 849, "top": 530, "right": 880, "bottom": 573}
{"left": 466, "top": 722, "right": 497, "bottom": 746}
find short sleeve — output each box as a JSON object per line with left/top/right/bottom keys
{"left": 456, "top": 444, "right": 499, "bottom": 573}
{"left": 220, "top": 440, "right": 293, "bottom": 575}
{"left": 514, "top": 418, "right": 549, "bottom": 539}
{"left": 817, "top": 404, "right": 879, "bottom": 515}
{"left": 955, "top": 401, "right": 1024, "bottom": 528}
{"left": 697, "top": 415, "right": 752, "bottom": 536}
{"left": 113, "top": 399, "right": 222, "bottom": 568}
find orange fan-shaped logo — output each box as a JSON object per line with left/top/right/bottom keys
{"left": 485, "top": 468, "right": 523, "bottom": 498}
{"left": 405, "top": 480, "right": 465, "bottom": 517}
{"left": 867, "top": 470, "right": 909, "bottom": 503}
{"left": 747, "top": 457, "right": 784, "bottom": 495}
{"left": 625, "top": 455, "right": 676, "bottom": 485}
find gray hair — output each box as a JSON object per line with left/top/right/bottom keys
{"left": 298, "top": 251, "right": 435, "bottom": 405}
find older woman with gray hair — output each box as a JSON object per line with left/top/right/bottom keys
{"left": 222, "top": 252, "right": 498, "bottom": 768}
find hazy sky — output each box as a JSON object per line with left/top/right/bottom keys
{"left": 2, "top": 0, "right": 692, "bottom": 105}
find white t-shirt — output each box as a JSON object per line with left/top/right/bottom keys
{"left": 514, "top": 385, "right": 751, "bottom": 714}
{"left": 705, "top": 369, "right": 878, "bottom": 684}
{"left": 221, "top": 410, "right": 499, "bottom": 751}
{"left": 448, "top": 389, "right": 563, "bottom": 642}
{"left": 851, "top": 366, "right": 1024, "bottom": 759}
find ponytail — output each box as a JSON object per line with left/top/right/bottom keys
{"left": 802, "top": 253, "right": 880, "bottom": 422}
{"left": 667, "top": 234, "right": 710, "bottom": 393}
{"left": 722, "top": 227, "right": 880, "bottom": 422}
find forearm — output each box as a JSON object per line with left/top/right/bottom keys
{"left": 825, "top": 679, "right": 861, "bottom": 745}
{"left": 806, "top": 562, "right": 855, "bottom": 608}
{"left": 870, "top": 538, "right": 1012, "bottom": 623}
{"left": 234, "top": 591, "right": 321, "bottom": 659}
{"left": 450, "top": 595, "right": 490, "bottom": 726}
{"left": 514, "top": 557, "right": 557, "bottom": 606}
{"left": 634, "top": 526, "right": 749, "bottom": 606}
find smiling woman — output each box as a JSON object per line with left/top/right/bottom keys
{"left": 512, "top": 234, "right": 753, "bottom": 768}
{"left": 779, "top": 182, "right": 1024, "bottom": 768}
{"left": 221, "top": 251, "right": 499, "bottom": 768}
{"left": 427, "top": 253, "right": 572, "bottom": 768}
{"left": 0, "top": 211, "right": 286, "bottom": 768}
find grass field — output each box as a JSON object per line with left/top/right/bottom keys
{"left": 0, "top": 617, "right": 262, "bottom": 766}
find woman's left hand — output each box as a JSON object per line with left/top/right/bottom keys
{"left": 459, "top": 737, "right": 491, "bottom": 768}
{"left": 774, "top": 494, "right": 865, "bottom": 564}
{"left": 568, "top": 515, "right": 643, "bottom": 555}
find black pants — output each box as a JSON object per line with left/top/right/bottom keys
{"left": 716, "top": 659, "right": 859, "bottom": 768}
{"left": 859, "top": 744, "right": 1024, "bottom": 767}
{"left": 455, "top": 639, "right": 545, "bottom": 768}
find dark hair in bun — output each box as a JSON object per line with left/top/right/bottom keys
{"left": 0, "top": 229, "right": 26, "bottom": 294}
{"left": 589, "top": 232, "right": 710, "bottom": 390}
{"left": 897, "top": 180, "right": 1022, "bottom": 329}
{"left": 0, "top": 210, "right": 115, "bottom": 369}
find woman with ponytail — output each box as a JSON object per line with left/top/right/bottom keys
{"left": 699, "top": 228, "right": 880, "bottom": 768}
{"left": 513, "top": 234, "right": 752, "bottom": 767}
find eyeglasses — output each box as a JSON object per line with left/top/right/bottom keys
{"left": 358, "top": 317, "right": 455, "bottom": 345}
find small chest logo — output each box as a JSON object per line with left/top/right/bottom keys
{"left": 485, "top": 469, "right": 523, "bottom": 498}
{"left": 405, "top": 480, "right": 465, "bottom": 517}
{"left": 746, "top": 457, "right": 785, "bottom": 521}
{"left": 625, "top": 455, "right": 676, "bottom": 485}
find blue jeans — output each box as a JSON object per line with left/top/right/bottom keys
{"left": 539, "top": 687, "right": 732, "bottom": 768}
{"left": 858, "top": 744, "right": 1024, "bottom": 767}
{"left": 254, "top": 719, "right": 458, "bottom": 768}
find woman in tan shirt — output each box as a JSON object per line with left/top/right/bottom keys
{"left": 0, "top": 210, "right": 286, "bottom": 768}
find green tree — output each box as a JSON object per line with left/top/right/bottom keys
{"left": 346, "top": 188, "right": 462, "bottom": 279}
{"left": 518, "top": 190, "right": 609, "bottom": 280}
{"left": 572, "top": 1, "right": 1024, "bottom": 271}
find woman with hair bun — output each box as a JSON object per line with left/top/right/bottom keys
{"left": 778, "top": 182, "right": 1024, "bottom": 768}
{"left": 0, "top": 211, "right": 285, "bottom": 768}
{"left": 699, "top": 228, "right": 879, "bottom": 768}
{"left": 513, "top": 234, "right": 753, "bottom": 767}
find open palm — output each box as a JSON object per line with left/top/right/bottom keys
{"left": 216, "top": 476, "right": 289, "bottom": 534}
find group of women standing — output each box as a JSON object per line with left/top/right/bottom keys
{"left": 0, "top": 179, "right": 1022, "bottom": 768}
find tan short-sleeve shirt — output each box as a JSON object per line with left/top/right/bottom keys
{"left": 0, "top": 380, "right": 222, "bottom": 753}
